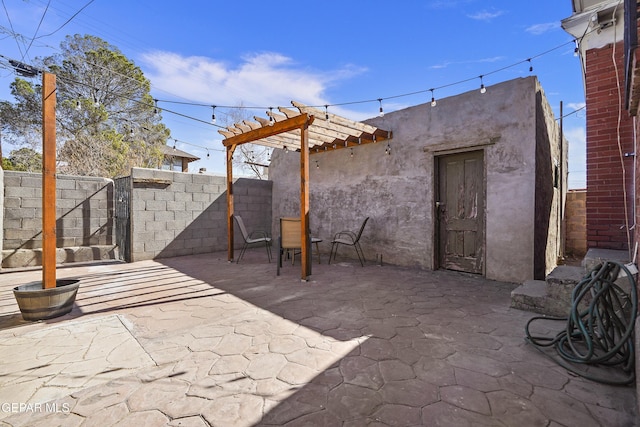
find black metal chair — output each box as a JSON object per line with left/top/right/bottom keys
{"left": 329, "top": 217, "right": 369, "bottom": 266}
{"left": 233, "top": 215, "right": 271, "bottom": 263}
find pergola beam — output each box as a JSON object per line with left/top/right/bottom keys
{"left": 222, "top": 114, "right": 312, "bottom": 147}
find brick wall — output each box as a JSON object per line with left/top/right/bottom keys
{"left": 584, "top": 41, "right": 635, "bottom": 250}
{"left": 565, "top": 189, "right": 587, "bottom": 257}
{"left": 129, "top": 168, "right": 272, "bottom": 261}
{"left": 3, "top": 171, "right": 113, "bottom": 251}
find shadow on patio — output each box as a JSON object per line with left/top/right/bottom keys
{"left": 0, "top": 250, "right": 636, "bottom": 425}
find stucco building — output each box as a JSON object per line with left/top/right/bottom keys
{"left": 269, "top": 76, "right": 567, "bottom": 284}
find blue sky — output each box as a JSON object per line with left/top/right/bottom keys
{"left": 0, "top": 0, "right": 587, "bottom": 187}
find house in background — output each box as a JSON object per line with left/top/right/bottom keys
{"left": 562, "top": 0, "right": 636, "bottom": 255}
{"left": 269, "top": 76, "right": 566, "bottom": 284}
{"left": 160, "top": 145, "right": 200, "bottom": 172}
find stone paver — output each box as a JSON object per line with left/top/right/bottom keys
{"left": 0, "top": 250, "right": 637, "bottom": 426}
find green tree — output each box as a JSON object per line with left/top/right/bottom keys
{"left": 0, "top": 34, "right": 169, "bottom": 178}
{"left": 4, "top": 147, "right": 43, "bottom": 171}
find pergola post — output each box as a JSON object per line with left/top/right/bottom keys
{"left": 42, "top": 72, "right": 56, "bottom": 289}
{"left": 300, "top": 121, "right": 311, "bottom": 280}
{"left": 226, "top": 144, "right": 235, "bottom": 262}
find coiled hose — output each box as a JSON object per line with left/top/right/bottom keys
{"left": 525, "top": 261, "right": 637, "bottom": 385}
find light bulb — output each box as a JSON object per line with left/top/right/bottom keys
{"left": 75, "top": 100, "right": 81, "bottom": 111}
{"left": 479, "top": 76, "right": 487, "bottom": 94}
{"left": 211, "top": 106, "right": 216, "bottom": 124}
{"left": 378, "top": 99, "right": 384, "bottom": 117}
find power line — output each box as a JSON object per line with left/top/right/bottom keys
{"left": 23, "top": 0, "right": 51, "bottom": 59}
{"left": 33, "top": 0, "right": 95, "bottom": 40}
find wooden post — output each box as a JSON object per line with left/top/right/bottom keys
{"left": 300, "top": 120, "right": 311, "bottom": 280}
{"left": 42, "top": 72, "right": 56, "bottom": 289}
{"left": 226, "top": 144, "right": 235, "bottom": 261}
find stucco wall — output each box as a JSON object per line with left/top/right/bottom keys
{"left": 270, "top": 76, "right": 562, "bottom": 284}
{"left": 535, "top": 82, "right": 566, "bottom": 278}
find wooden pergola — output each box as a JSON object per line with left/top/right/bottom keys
{"left": 220, "top": 101, "right": 392, "bottom": 280}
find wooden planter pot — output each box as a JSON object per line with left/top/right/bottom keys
{"left": 13, "top": 279, "right": 80, "bottom": 321}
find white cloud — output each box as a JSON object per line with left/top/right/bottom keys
{"left": 429, "top": 0, "right": 475, "bottom": 9}
{"left": 430, "top": 56, "right": 505, "bottom": 69}
{"left": 526, "top": 22, "right": 560, "bottom": 35}
{"left": 567, "top": 102, "right": 586, "bottom": 111}
{"left": 140, "top": 51, "right": 367, "bottom": 114}
{"left": 467, "top": 10, "right": 505, "bottom": 21}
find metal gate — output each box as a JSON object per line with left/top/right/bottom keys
{"left": 114, "top": 176, "right": 132, "bottom": 262}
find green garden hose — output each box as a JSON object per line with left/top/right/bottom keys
{"left": 525, "top": 261, "right": 637, "bottom": 386}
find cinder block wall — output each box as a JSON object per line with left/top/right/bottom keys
{"left": 565, "top": 189, "right": 587, "bottom": 257}
{"left": 3, "top": 171, "right": 114, "bottom": 251}
{"left": 129, "top": 168, "right": 272, "bottom": 261}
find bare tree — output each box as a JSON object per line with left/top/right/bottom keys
{"left": 226, "top": 106, "right": 271, "bottom": 180}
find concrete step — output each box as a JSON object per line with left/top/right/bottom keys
{"left": 2, "top": 245, "right": 119, "bottom": 269}
{"left": 510, "top": 280, "right": 547, "bottom": 314}
{"left": 582, "top": 248, "right": 629, "bottom": 272}
{"left": 511, "top": 265, "right": 586, "bottom": 317}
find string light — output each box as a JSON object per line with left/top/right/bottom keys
{"left": 206, "top": 150, "right": 210, "bottom": 158}
{"left": 75, "top": 99, "right": 81, "bottom": 111}
{"left": 4, "top": 34, "right": 576, "bottom": 141}
{"left": 479, "top": 75, "right": 487, "bottom": 94}
{"left": 527, "top": 58, "right": 533, "bottom": 72}
{"left": 324, "top": 104, "right": 329, "bottom": 121}
{"left": 93, "top": 93, "right": 99, "bottom": 107}
{"left": 284, "top": 145, "right": 288, "bottom": 153}
{"left": 350, "top": 148, "right": 354, "bottom": 158}
{"left": 385, "top": 143, "right": 391, "bottom": 155}
{"left": 316, "top": 160, "right": 319, "bottom": 169}
{"left": 144, "top": 37, "right": 577, "bottom": 125}
{"left": 269, "top": 107, "right": 274, "bottom": 124}
{"left": 211, "top": 105, "right": 216, "bottom": 124}
{"left": 153, "top": 99, "right": 159, "bottom": 115}
{"left": 430, "top": 89, "right": 436, "bottom": 107}
{"left": 574, "top": 39, "right": 580, "bottom": 56}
